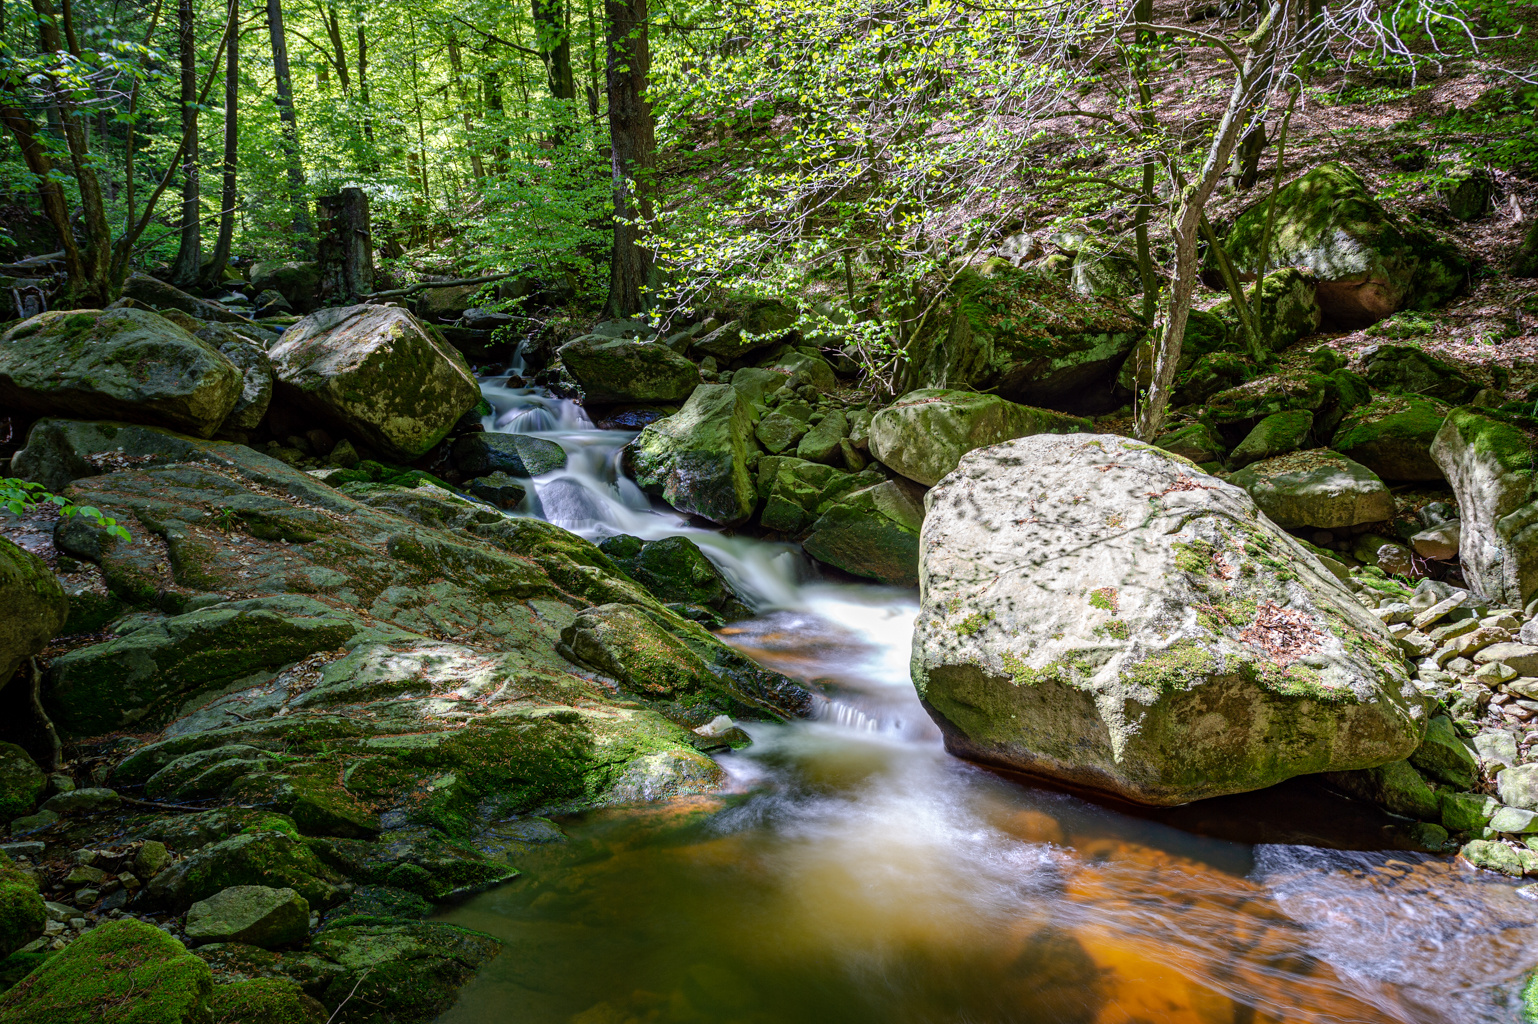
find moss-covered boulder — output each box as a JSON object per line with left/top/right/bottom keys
{"left": 691, "top": 300, "right": 798, "bottom": 361}
{"left": 557, "top": 334, "right": 699, "bottom": 404}
{"left": 147, "top": 830, "right": 341, "bottom": 912}
{"left": 196, "top": 327, "right": 274, "bottom": 435}
{"left": 1229, "top": 450, "right": 1394, "bottom": 530}
{"left": 1430, "top": 407, "right": 1538, "bottom": 607}
{"left": 1359, "top": 345, "right": 1479, "bottom": 405}
{"left": 802, "top": 481, "right": 924, "bottom": 587}
{"left": 185, "top": 886, "right": 311, "bottom": 949}
{"left": 1409, "top": 714, "right": 1479, "bottom": 789}
{"left": 1205, "top": 368, "right": 1369, "bottom": 440}
{"left": 629, "top": 383, "right": 759, "bottom": 525}
{"left": 1153, "top": 422, "right": 1227, "bottom": 465}
{"left": 208, "top": 978, "right": 325, "bottom": 1024}
{"left": 0, "top": 745, "right": 45, "bottom": 821}
{"left": 904, "top": 262, "right": 1143, "bottom": 410}
{"left": 1219, "top": 162, "right": 1469, "bottom": 327}
{"left": 1330, "top": 396, "right": 1449, "bottom": 482}
{"left": 0, "top": 537, "right": 68, "bottom": 694}
{"left": 754, "top": 457, "right": 885, "bottom": 536}
{"left": 1121, "top": 309, "right": 1230, "bottom": 396}
{"left": 47, "top": 596, "right": 373, "bottom": 737}
{"left": 1211, "top": 268, "right": 1322, "bottom": 352}
{"left": 0, "top": 854, "right": 44, "bottom": 960}
{"left": 270, "top": 305, "right": 481, "bottom": 461}
{"left": 251, "top": 262, "right": 322, "bottom": 314}
{"left": 309, "top": 922, "right": 499, "bottom": 1024}
{"left": 913, "top": 432, "right": 1425, "bottom": 805}
{"left": 449, "top": 432, "right": 565, "bottom": 477}
{"left": 868, "top": 389, "right": 1089, "bottom": 487}
{"left": 1322, "top": 758, "right": 1439, "bottom": 820}
{"left": 560, "top": 603, "right": 816, "bottom": 721}
{"left": 596, "top": 535, "right": 750, "bottom": 619}
{"left": 0, "top": 918, "right": 212, "bottom": 1023}
{"left": 1229, "top": 410, "right": 1314, "bottom": 470}
{"left": 0, "top": 308, "right": 243, "bottom": 437}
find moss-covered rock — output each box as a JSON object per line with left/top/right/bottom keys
{"left": 596, "top": 535, "right": 750, "bottom": 619}
{"left": 195, "top": 326, "right": 274, "bottom": 435}
{"left": 0, "top": 745, "right": 45, "bottom": 821}
{"left": 0, "top": 918, "right": 213, "bottom": 1023}
{"left": 753, "top": 457, "right": 883, "bottom": 536}
{"left": 0, "top": 854, "right": 44, "bottom": 960}
{"left": 47, "top": 596, "right": 370, "bottom": 736}
{"left": 1229, "top": 450, "right": 1394, "bottom": 530}
{"left": 0, "top": 308, "right": 243, "bottom": 438}
{"left": 904, "top": 262, "right": 1143, "bottom": 410}
{"left": 802, "top": 481, "right": 924, "bottom": 587}
{"left": 146, "top": 831, "right": 341, "bottom": 912}
{"left": 629, "top": 383, "right": 759, "bottom": 526}
{"left": 0, "top": 538, "right": 67, "bottom": 697}
{"left": 186, "top": 886, "right": 311, "bottom": 949}
{"left": 1153, "top": 422, "right": 1227, "bottom": 464}
{"left": 1359, "top": 345, "right": 1479, "bottom": 405}
{"left": 251, "top": 261, "right": 322, "bottom": 313}
{"left": 913, "top": 432, "right": 1425, "bottom": 805}
{"left": 1330, "top": 396, "right": 1449, "bottom": 482}
{"left": 559, "top": 603, "right": 816, "bottom": 721}
{"left": 1229, "top": 410, "right": 1314, "bottom": 470}
{"left": 1429, "top": 407, "right": 1538, "bottom": 608}
{"left": 208, "top": 978, "right": 325, "bottom": 1024}
{"left": 1211, "top": 268, "right": 1322, "bottom": 352}
{"left": 868, "top": 389, "right": 1089, "bottom": 487}
{"left": 270, "top": 305, "right": 481, "bottom": 461}
{"left": 557, "top": 334, "right": 699, "bottom": 404}
{"left": 1218, "top": 162, "right": 1469, "bottom": 327}
{"left": 1323, "top": 758, "right": 1439, "bottom": 820}
{"left": 309, "top": 922, "right": 499, "bottom": 1024}
{"left": 1206, "top": 368, "right": 1369, "bottom": 440}
{"left": 449, "top": 432, "right": 565, "bottom": 477}
{"left": 1459, "top": 838, "right": 1527, "bottom": 877}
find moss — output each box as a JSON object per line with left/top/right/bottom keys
{"left": 1093, "top": 621, "right": 1130, "bottom": 641}
{"left": 1172, "top": 539, "right": 1218, "bottom": 576}
{"left": 0, "top": 855, "right": 44, "bottom": 960}
{"left": 0, "top": 919, "right": 212, "bottom": 1024}
{"left": 0, "top": 745, "right": 46, "bottom": 821}
{"left": 954, "top": 611, "right": 990, "bottom": 636}
{"left": 1089, "top": 587, "right": 1118, "bottom": 613}
{"left": 210, "top": 978, "right": 325, "bottom": 1024}
{"left": 998, "top": 651, "right": 1066, "bottom": 687}
{"left": 1121, "top": 640, "right": 1219, "bottom": 692}
{"left": 310, "top": 923, "right": 500, "bottom": 1024}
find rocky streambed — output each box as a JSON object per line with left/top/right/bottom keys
{"left": 0, "top": 187, "right": 1537, "bottom": 1020}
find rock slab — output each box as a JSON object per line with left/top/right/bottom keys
{"left": 868, "top": 388, "right": 1088, "bottom": 487}
{"left": 185, "top": 884, "right": 311, "bottom": 947}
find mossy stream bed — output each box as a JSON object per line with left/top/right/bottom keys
{"left": 431, "top": 591, "right": 1538, "bottom": 1024}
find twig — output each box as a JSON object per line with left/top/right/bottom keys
{"left": 326, "top": 969, "right": 373, "bottom": 1024}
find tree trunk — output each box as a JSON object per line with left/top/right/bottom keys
{"left": 316, "top": 187, "right": 374, "bottom": 304}
{"left": 206, "top": 0, "right": 240, "bottom": 289}
{"left": 324, "top": 5, "right": 351, "bottom": 92}
{"left": 170, "top": 0, "right": 202, "bottom": 288}
{"left": 485, "top": 70, "right": 509, "bottom": 173}
{"left": 533, "top": 0, "right": 576, "bottom": 101}
{"left": 267, "top": 0, "right": 312, "bottom": 243}
{"left": 603, "top": 0, "right": 655, "bottom": 318}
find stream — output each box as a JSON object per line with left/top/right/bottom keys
{"left": 434, "top": 373, "right": 1538, "bottom": 1024}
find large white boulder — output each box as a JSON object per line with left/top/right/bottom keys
{"left": 913, "top": 433, "right": 1426, "bottom": 805}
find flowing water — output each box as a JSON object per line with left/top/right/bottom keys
{"left": 436, "top": 377, "right": 1538, "bottom": 1024}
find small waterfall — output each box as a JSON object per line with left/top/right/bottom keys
{"left": 476, "top": 370, "right": 810, "bottom": 612}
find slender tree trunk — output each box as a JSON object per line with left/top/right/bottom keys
{"left": 267, "top": 0, "right": 312, "bottom": 242}
{"left": 170, "top": 0, "right": 202, "bottom": 288}
{"left": 603, "top": 0, "right": 655, "bottom": 318}
{"left": 446, "top": 34, "right": 485, "bottom": 180}
{"left": 323, "top": 4, "right": 351, "bottom": 92}
{"left": 0, "top": 99, "right": 85, "bottom": 285}
{"left": 355, "top": 8, "right": 375, "bottom": 165}
{"left": 485, "top": 69, "right": 509, "bottom": 173}
{"left": 207, "top": 0, "right": 241, "bottom": 288}
{"left": 1135, "top": 3, "right": 1285, "bottom": 440}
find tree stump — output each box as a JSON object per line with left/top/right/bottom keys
{"left": 316, "top": 187, "right": 375, "bottom": 306}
